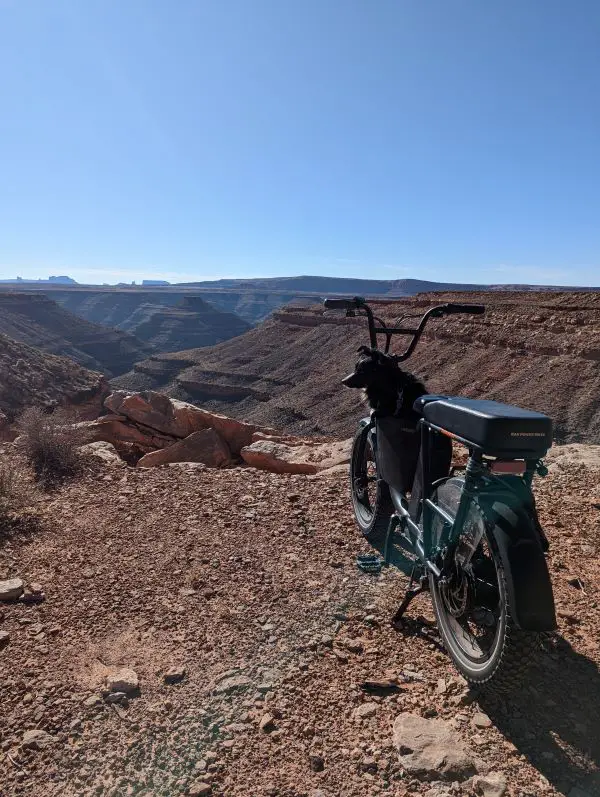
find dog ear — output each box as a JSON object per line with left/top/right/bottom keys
{"left": 356, "top": 345, "right": 373, "bottom": 356}
{"left": 368, "top": 348, "right": 388, "bottom": 364}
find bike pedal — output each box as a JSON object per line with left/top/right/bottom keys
{"left": 356, "top": 555, "right": 383, "bottom": 573}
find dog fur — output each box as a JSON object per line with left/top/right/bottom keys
{"left": 342, "top": 346, "right": 427, "bottom": 421}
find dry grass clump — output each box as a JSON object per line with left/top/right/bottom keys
{"left": 17, "top": 407, "right": 86, "bottom": 489}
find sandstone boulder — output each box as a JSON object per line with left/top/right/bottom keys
{"left": 178, "top": 404, "right": 272, "bottom": 455}
{"left": 392, "top": 712, "right": 477, "bottom": 780}
{"left": 251, "top": 431, "right": 313, "bottom": 445}
{"left": 469, "top": 772, "right": 507, "bottom": 797}
{"left": 188, "top": 782, "right": 212, "bottom": 797}
{"left": 79, "top": 441, "right": 125, "bottom": 466}
{"left": 312, "top": 463, "right": 350, "bottom": 478}
{"left": 105, "top": 668, "right": 139, "bottom": 694}
{"left": 240, "top": 438, "right": 352, "bottom": 475}
{"left": 105, "top": 391, "right": 185, "bottom": 436}
{"left": 80, "top": 415, "right": 176, "bottom": 453}
{"left": 104, "top": 390, "right": 275, "bottom": 454}
{"left": 0, "top": 578, "right": 24, "bottom": 602}
{"left": 137, "top": 429, "right": 231, "bottom": 468}
{"left": 21, "top": 729, "right": 56, "bottom": 750}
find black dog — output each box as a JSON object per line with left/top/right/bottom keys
{"left": 342, "top": 346, "right": 427, "bottom": 421}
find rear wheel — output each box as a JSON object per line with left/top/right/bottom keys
{"left": 428, "top": 477, "right": 538, "bottom": 691}
{"left": 350, "top": 425, "right": 393, "bottom": 545}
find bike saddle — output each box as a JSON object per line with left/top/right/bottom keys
{"left": 413, "top": 394, "right": 449, "bottom": 414}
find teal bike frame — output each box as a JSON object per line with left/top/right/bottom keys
{"left": 367, "top": 417, "right": 545, "bottom": 579}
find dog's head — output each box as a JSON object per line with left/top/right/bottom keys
{"left": 342, "top": 346, "right": 427, "bottom": 415}
{"left": 342, "top": 346, "right": 396, "bottom": 389}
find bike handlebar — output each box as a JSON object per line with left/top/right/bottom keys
{"left": 322, "top": 297, "right": 485, "bottom": 359}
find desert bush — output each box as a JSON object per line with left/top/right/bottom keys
{"left": 17, "top": 406, "right": 86, "bottom": 488}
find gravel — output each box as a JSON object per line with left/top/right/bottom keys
{"left": 0, "top": 448, "right": 598, "bottom": 796}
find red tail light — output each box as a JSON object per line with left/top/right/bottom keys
{"left": 490, "top": 460, "right": 526, "bottom": 475}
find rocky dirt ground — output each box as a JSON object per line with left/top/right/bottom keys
{"left": 0, "top": 445, "right": 599, "bottom": 797}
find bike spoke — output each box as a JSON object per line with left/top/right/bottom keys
{"left": 434, "top": 507, "right": 502, "bottom": 663}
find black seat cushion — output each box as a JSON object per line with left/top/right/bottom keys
{"left": 413, "top": 395, "right": 448, "bottom": 413}
{"left": 419, "top": 397, "right": 552, "bottom": 457}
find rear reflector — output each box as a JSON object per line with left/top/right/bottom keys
{"left": 491, "top": 460, "right": 526, "bottom": 475}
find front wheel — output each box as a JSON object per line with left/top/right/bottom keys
{"left": 350, "top": 425, "right": 393, "bottom": 545}
{"left": 428, "top": 477, "right": 539, "bottom": 692}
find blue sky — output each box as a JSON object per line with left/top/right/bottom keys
{"left": 1, "top": 0, "right": 599, "bottom": 286}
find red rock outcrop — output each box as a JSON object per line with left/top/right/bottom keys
{"left": 80, "top": 391, "right": 351, "bottom": 474}
{"left": 137, "top": 429, "right": 232, "bottom": 469}
{"left": 240, "top": 437, "right": 352, "bottom": 475}
{"left": 104, "top": 390, "right": 276, "bottom": 454}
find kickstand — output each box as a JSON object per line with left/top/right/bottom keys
{"left": 391, "top": 567, "right": 428, "bottom": 627}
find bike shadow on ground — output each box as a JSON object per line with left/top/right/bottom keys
{"left": 391, "top": 617, "right": 600, "bottom": 795}
{"left": 476, "top": 634, "right": 600, "bottom": 796}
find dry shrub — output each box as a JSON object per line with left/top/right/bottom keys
{"left": 17, "top": 406, "right": 87, "bottom": 488}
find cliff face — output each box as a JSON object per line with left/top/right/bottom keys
{"left": 46, "top": 289, "right": 254, "bottom": 339}
{"left": 0, "top": 293, "right": 153, "bottom": 378}
{"left": 0, "top": 333, "right": 109, "bottom": 427}
{"left": 116, "top": 296, "right": 251, "bottom": 351}
{"left": 112, "top": 291, "right": 600, "bottom": 444}
{"left": 49, "top": 287, "right": 310, "bottom": 325}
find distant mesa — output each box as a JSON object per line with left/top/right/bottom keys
{"left": 0, "top": 275, "right": 77, "bottom": 285}
{"left": 3, "top": 274, "right": 599, "bottom": 327}
{"left": 113, "top": 280, "right": 172, "bottom": 287}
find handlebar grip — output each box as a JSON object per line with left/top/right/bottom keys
{"left": 323, "top": 296, "right": 364, "bottom": 310}
{"left": 443, "top": 303, "right": 485, "bottom": 315}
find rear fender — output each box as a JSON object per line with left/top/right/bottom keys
{"left": 479, "top": 491, "right": 556, "bottom": 632}
{"left": 355, "top": 417, "right": 375, "bottom": 459}
{"left": 351, "top": 417, "right": 375, "bottom": 477}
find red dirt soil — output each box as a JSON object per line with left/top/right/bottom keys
{"left": 0, "top": 444, "right": 598, "bottom": 796}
